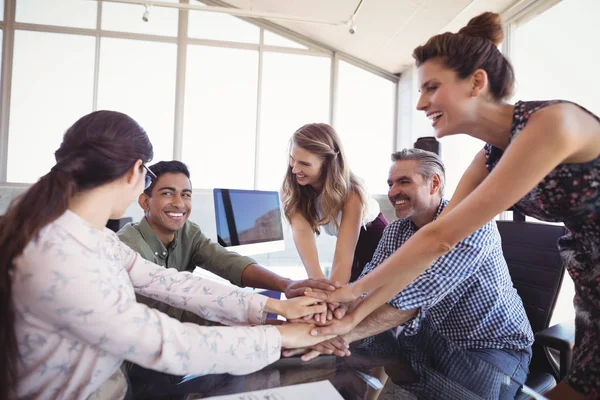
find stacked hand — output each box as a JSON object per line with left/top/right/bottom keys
{"left": 292, "top": 282, "right": 361, "bottom": 327}
{"left": 304, "top": 282, "right": 362, "bottom": 304}
{"left": 282, "top": 335, "right": 351, "bottom": 360}
{"left": 267, "top": 282, "right": 363, "bottom": 360}
{"left": 283, "top": 278, "right": 342, "bottom": 299}
{"left": 280, "top": 313, "right": 357, "bottom": 360}
{"left": 265, "top": 287, "right": 354, "bottom": 323}
{"left": 288, "top": 299, "right": 348, "bottom": 324}
{"left": 266, "top": 296, "right": 328, "bottom": 320}
{"left": 276, "top": 283, "right": 363, "bottom": 361}
{"left": 275, "top": 323, "right": 337, "bottom": 350}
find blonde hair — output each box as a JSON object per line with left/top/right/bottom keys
{"left": 281, "top": 123, "right": 367, "bottom": 234}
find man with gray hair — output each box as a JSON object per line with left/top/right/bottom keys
{"left": 292, "top": 149, "right": 534, "bottom": 398}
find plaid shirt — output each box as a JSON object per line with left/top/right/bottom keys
{"left": 359, "top": 199, "right": 534, "bottom": 350}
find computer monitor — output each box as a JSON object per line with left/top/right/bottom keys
{"left": 213, "top": 188, "right": 285, "bottom": 256}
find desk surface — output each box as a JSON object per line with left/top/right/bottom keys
{"left": 132, "top": 329, "right": 516, "bottom": 400}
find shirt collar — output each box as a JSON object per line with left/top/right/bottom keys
{"left": 53, "top": 210, "right": 114, "bottom": 250}
{"left": 138, "top": 217, "right": 178, "bottom": 254}
{"left": 434, "top": 199, "right": 449, "bottom": 221}
{"left": 407, "top": 199, "right": 448, "bottom": 231}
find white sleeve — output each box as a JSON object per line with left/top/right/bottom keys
{"left": 122, "top": 244, "right": 268, "bottom": 326}
{"left": 14, "top": 241, "right": 282, "bottom": 376}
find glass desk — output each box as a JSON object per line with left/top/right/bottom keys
{"left": 129, "top": 325, "right": 523, "bottom": 400}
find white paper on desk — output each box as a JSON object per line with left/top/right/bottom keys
{"left": 204, "top": 380, "right": 343, "bottom": 400}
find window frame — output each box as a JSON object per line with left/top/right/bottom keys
{"left": 0, "top": 0, "right": 399, "bottom": 185}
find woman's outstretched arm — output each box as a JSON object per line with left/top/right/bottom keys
{"left": 308, "top": 104, "right": 590, "bottom": 334}
{"left": 329, "top": 191, "right": 363, "bottom": 284}
{"left": 290, "top": 213, "right": 325, "bottom": 279}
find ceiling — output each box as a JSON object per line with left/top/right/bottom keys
{"left": 212, "top": 0, "right": 520, "bottom": 74}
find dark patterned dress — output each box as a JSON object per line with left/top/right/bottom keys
{"left": 484, "top": 100, "right": 600, "bottom": 398}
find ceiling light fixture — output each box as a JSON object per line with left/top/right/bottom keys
{"left": 96, "top": 0, "right": 348, "bottom": 26}
{"left": 142, "top": 4, "right": 150, "bottom": 22}
{"left": 346, "top": 0, "right": 364, "bottom": 35}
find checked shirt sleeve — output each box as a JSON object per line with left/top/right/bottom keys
{"left": 382, "top": 221, "right": 497, "bottom": 333}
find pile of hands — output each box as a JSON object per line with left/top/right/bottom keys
{"left": 272, "top": 278, "right": 363, "bottom": 362}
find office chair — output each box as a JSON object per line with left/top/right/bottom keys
{"left": 106, "top": 217, "right": 133, "bottom": 233}
{"left": 497, "top": 220, "right": 575, "bottom": 399}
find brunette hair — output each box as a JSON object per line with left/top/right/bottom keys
{"left": 413, "top": 12, "right": 515, "bottom": 101}
{"left": 0, "top": 110, "right": 153, "bottom": 399}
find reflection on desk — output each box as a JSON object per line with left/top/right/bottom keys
{"left": 204, "top": 380, "right": 343, "bottom": 400}
{"left": 130, "top": 328, "right": 517, "bottom": 400}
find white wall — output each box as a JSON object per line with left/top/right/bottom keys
{"left": 395, "top": 65, "right": 436, "bottom": 151}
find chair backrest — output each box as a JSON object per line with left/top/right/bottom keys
{"left": 496, "top": 221, "right": 566, "bottom": 333}
{"left": 106, "top": 217, "right": 133, "bottom": 233}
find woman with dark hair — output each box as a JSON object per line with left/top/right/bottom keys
{"left": 0, "top": 111, "right": 332, "bottom": 400}
{"left": 307, "top": 12, "right": 600, "bottom": 399}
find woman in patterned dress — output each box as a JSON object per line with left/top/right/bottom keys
{"left": 306, "top": 12, "right": 600, "bottom": 399}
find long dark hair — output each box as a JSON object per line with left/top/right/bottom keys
{"left": 0, "top": 110, "right": 153, "bottom": 399}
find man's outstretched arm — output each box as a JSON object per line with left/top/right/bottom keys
{"left": 284, "top": 304, "right": 417, "bottom": 360}
{"left": 241, "top": 263, "right": 340, "bottom": 298}
{"left": 344, "top": 304, "right": 417, "bottom": 344}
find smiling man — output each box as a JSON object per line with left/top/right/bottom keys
{"left": 293, "top": 149, "right": 534, "bottom": 399}
{"left": 117, "top": 161, "right": 337, "bottom": 325}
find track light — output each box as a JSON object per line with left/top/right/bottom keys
{"left": 347, "top": 18, "right": 357, "bottom": 35}
{"left": 99, "top": 0, "right": 347, "bottom": 27}
{"left": 142, "top": 4, "right": 150, "bottom": 22}
{"left": 345, "top": 0, "right": 363, "bottom": 35}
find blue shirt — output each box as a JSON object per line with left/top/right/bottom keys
{"left": 359, "top": 199, "right": 534, "bottom": 350}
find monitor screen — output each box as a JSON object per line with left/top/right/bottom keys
{"left": 213, "top": 189, "right": 284, "bottom": 255}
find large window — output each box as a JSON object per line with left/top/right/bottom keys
{"left": 513, "top": 0, "right": 600, "bottom": 113}
{"left": 188, "top": 8, "right": 259, "bottom": 44}
{"left": 7, "top": 31, "right": 95, "bottom": 183}
{"left": 16, "top": 0, "right": 96, "bottom": 29}
{"left": 183, "top": 46, "right": 258, "bottom": 189}
{"left": 440, "top": 135, "right": 484, "bottom": 199}
{"left": 256, "top": 52, "right": 331, "bottom": 190}
{"left": 0, "top": 0, "right": 400, "bottom": 272}
{"left": 336, "top": 61, "right": 396, "bottom": 194}
{"left": 511, "top": 0, "right": 600, "bottom": 326}
{"left": 1, "top": 2, "right": 398, "bottom": 206}
{"left": 264, "top": 31, "right": 307, "bottom": 49}
{"left": 97, "top": 38, "right": 177, "bottom": 165}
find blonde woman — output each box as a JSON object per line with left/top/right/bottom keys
{"left": 281, "top": 123, "right": 388, "bottom": 292}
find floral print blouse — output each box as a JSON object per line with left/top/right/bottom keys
{"left": 12, "top": 210, "right": 281, "bottom": 399}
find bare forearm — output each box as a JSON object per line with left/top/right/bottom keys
{"left": 329, "top": 265, "right": 351, "bottom": 285}
{"left": 329, "top": 249, "right": 354, "bottom": 284}
{"left": 297, "top": 243, "right": 325, "bottom": 279}
{"left": 344, "top": 304, "right": 417, "bottom": 344}
{"left": 330, "top": 196, "right": 362, "bottom": 284}
{"left": 291, "top": 230, "right": 324, "bottom": 279}
{"left": 241, "top": 263, "right": 289, "bottom": 292}
{"left": 350, "top": 280, "right": 413, "bottom": 328}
